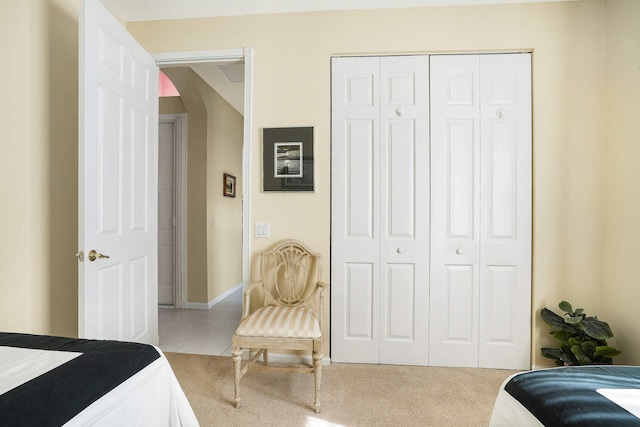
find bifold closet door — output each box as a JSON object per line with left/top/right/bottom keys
{"left": 429, "top": 53, "right": 531, "bottom": 370}
{"left": 331, "top": 56, "right": 430, "bottom": 365}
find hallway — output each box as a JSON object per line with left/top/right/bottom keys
{"left": 158, "top": 287, "right": 242, "bottom": 356}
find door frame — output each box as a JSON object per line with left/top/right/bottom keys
{"left": 159, "top": 113, "right": 187, "bottom": 308}
{"left": 154, "top": 48, "right": 254, "bottom": 298}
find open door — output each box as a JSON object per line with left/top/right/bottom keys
{"left": 78, "top": 0, "right": 159, "bottom": 344}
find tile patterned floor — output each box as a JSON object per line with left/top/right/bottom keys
{"left": 158, "top": 287, "right": 242, "bottom": 357}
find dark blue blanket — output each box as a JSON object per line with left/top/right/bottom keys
{"left": 0, "top": 332, "right": 160, "bottom": 427}
{"left": 505, "top": 366, "right": 640, "bottom": 426}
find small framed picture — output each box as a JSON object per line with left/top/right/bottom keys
{"left": 223, "top": 173, "right": 236, "bottom": 197}
{"left": 262, "top": 127, "right": 314, "bottom": 192}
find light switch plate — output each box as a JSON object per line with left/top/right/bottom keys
{"left": 255, "top": 223, "right": 270, "bottom": 238}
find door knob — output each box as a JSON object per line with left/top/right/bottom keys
{"left": 456, "top": 249, "right": 463, "bottom": 255}
{"left": 397, "top": 248, "right": 405, "bottom": 254}
{"left": 88, "top": 250, "right": 110, "bottom": 262}
{"left": 395, "top": 107, "right": 405, "bottom": 117}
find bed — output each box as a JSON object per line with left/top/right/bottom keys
{"left": 489, "top": 365, "right": 640, "bottom": 426}
{"left": 0, "top": 332, "right": 199, "bottom": 426}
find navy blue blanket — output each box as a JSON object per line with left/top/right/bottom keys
{"left": 505, "top": 366, "right": 640, "bottom": 426}
{"left": 0, "top": 332, "right": 160, "bottom": 427}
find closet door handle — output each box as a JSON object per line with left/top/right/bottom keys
{"left": 397, "top": 248, "right": 405, "bottom": 254}
{"left": 456, "top": 249, "right": 463, "bottom": 255}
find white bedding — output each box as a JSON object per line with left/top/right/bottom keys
{"left": 0, "top": 346, "right": 82, "bottom": 395}
{"left": 0, "top": 338, "right": 199, "bottom": 427}
{"left": 65, "top": 350, "right": 198, "bottom": 427}
{"left": 489, "top": 367, "right": 640, "bottom": 427}
{"left": 489, "top": 373, "right": 544, "bottom": 427}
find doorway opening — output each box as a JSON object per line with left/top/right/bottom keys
{"left": 154, "top": 49, "right": 253, "bottom": 355}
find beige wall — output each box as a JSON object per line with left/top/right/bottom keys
{"left": 602, "top": 0, "right": 640, "bottom": 365}
{"left": 128, "top": 0, "right": 609, "bottom": 366}
{"left": 203, "top": 83, "right": 244, "bottom": 301}
{"left": 0, "top": 0, "right": 81, "bottom": 337}
{"left": 159, "top": 96, "right": 186, "bottom": 114}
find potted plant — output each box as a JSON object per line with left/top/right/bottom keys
{"left": 541, "top": 301, "right": 621, "bottom": 366}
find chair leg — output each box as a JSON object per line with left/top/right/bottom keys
{"left": 232, "top": 347, "right": 243, "bottom": 409}
{"left": 312, "top": 351, "right": 323, "bottom": 413}
{"left": 263, "top": 349, "right": 269, "bottom": 366}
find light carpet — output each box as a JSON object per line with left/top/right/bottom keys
{"left": 165, "top": 352, "right": 518, "bottom": 427}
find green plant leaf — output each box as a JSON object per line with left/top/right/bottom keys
{"left": 564, "top": 315, "right": 583, "bottom": 325}
{"left": 594, "top": 346, "right": 622, "bottom": 358}
{"left": 560, "top": 341, "right": 573, "bottom": 353}
{"left": 581, "top": 341, "right": 596, "bottom": 356}
{"left": 574, "top": 308, "right": 584, "bottom": 315}
{"left": 560, "top": 352, "right": 578, "bottom": 366}
{"left": 580, "top": 317, "right": 614, "bottom": 340}
{"left": 568, "top": 337, "right": 581, "bottom": 347}
{"left": 541, "top": 347, "right": 563, "bottom": 360}
{"left": 559, "top": 301, "right": 573, "bottom": 313}
{"left": 552, "top": 330, "right": 572, "bottom": 341}
{"left": 541, "top": 308, "right": 577, "bottom": 332}
{"left": 571, "top": 345, "right": 592, "bottom": 365}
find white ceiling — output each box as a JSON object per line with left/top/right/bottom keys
{"left": 101, "top": 0, "right": 577, "bottom": 22}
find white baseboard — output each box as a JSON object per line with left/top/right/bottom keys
{"left": 184, "top": 282, "right": 243, "bottom": 309}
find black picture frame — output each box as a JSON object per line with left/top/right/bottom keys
{"left": 262, "top": 127, "right": 314, "bottom": 192}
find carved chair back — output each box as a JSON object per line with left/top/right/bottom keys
{"left": 259, "top": 240, "right": 322, "bottom": 311}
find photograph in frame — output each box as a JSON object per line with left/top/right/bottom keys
{"left": 274, "top": 142, "right": 303, "bottom": 178}
{"left": 262, "top": 127, "right": 314, "bottom": 192}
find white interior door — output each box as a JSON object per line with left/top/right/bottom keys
{"left": 378, "top": 56, "right": 430, "bottom": 365}
{"left": 331, "top": 56, "right": 381, "bottom": 364}
{"left": 79, "top": 0, "right": 159, "bottom": 344}
{"left": 331, "top": 56, "right": 430, "bottom": 365}
{"left": 429, "top": 54, "right": 531, "bottom": 369}
{"left": 429, "top": 55, "right": 482, "bottom": 367}
{"left": 478, "top": 54, "right": 531, "bottom": 369}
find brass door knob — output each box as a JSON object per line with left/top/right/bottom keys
{"left": 88, "top": 249, "right": 110, "bottom": 262}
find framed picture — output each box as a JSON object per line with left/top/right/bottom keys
{"left": 223, "top": 173, "right": 236, "bottom": 197}
{"left": 263, "top": 127, "right": 314, "bottom": 192}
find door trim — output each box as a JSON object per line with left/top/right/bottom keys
{"left": 152, "top": 48, "right": 254, "bottom": 293}
{"left": 159, "top": 113, "right": 187, "bottom": 308}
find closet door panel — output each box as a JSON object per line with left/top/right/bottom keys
{"left": 429, "top": 55, "right": 481, "bottom": 367}
{"left": 379, "top": 55, "right": 430, "bottom": 365}
{"left": 479, "top": 54, "right": 532, "bottom": 370}
{"left": 331, "top": 57, "right": 381, "bottom": 363}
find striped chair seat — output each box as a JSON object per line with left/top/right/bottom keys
{"left": 236, "top": 305, "right": 321, "bottom": 339}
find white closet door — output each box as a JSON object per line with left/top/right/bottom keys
{"left": 430, "top": 53, "right": 531, "bottom": 369}
{"left": 478, "top": 54, "right": 531, "bottom": 370}
{"left": 429, "top": 55, "right": 482, "bottom": 367}
{"left": 331, "top": 57, "right": 382, "bottom": 363}
{"left": 331, "top": 56, "right": 430, "bottom": 365}
{"left": 379, "top": 56, "right": 430, "bottom": 365}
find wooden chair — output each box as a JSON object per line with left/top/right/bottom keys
{"left": 231, "top": 239, "right": 329, "bottom": 413}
